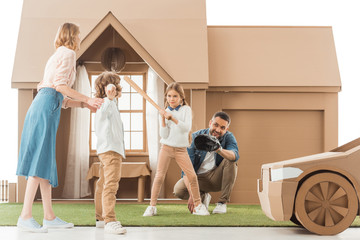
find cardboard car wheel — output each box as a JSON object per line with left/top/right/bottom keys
{"left": 295, "top": 173, "right": 358, "bottom": 235}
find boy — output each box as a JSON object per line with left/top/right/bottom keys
{"left": 94, "top": 72, "right": 126, "bottom": 234}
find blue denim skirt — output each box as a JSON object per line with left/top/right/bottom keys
{"left": 16, "top": 88, "right": 63, "bottom": 187}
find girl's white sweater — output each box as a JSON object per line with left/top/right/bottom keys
{"left": 159, "top": 105, "right": 192, "bottom": 148}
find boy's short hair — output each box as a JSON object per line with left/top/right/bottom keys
{"left": 94, "top": 71, "right": 122, "bottom": 98}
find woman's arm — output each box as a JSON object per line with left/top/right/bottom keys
{"left": 56, "top": 85, "right": 103, "bottom": 109}
{"left": 64, "top": 99, "right": 98, "bottom": 112}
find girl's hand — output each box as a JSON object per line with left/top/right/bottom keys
{"left": 164, "top": 112, "right": 172, "bottom": 120}
{"left": 159, "top": 109, "right": 166, "bottom": 117}
{"left": 106, "top": 84, "right": 117, "bottom": 100}
{"left": 87, "top": 97, "right": 104, "bottom": 109}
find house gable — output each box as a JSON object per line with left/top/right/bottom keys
{"left": 78, "top": 12, "right": 174, "bottom": 84}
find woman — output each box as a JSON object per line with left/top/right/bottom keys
{"left": 16, "top": 23, "right": 103, "bottom": 233}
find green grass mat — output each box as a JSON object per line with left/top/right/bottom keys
{"left": 1, "top": 203, "right": 360, "bottom": 227}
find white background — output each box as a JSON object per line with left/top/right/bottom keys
{"left": 1, "top": 0, "right": 360, "bottom": 182}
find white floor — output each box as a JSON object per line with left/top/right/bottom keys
{"left": 2, "top": 227, "right": 360, "bottom": 240}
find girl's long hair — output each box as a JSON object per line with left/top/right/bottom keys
{"left": 94, "top": 71, "right": 122, "bottom": 98}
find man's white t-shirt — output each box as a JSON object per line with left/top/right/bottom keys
{"left": 197, "top": 151, "right": 216, "bottom": 174}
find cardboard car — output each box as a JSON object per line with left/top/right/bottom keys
{"left": 257, "top": 138, "right": 360, "bottom": 235}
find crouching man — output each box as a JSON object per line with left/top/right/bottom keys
{"left": 173, "top": 111, "right": 239, "bottom": 214}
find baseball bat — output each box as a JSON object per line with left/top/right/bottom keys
{"left": 123, "top": 76, "right": 163, "bottom": 112}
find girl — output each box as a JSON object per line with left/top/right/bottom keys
{"left": 94, "top": 72, "right": 126, "bottom": 234}
{"left": 143, "top": 82, "right": 209, "bottom": 216}
{"left": 16, "top": 23, "right": 103, "bottom": 233}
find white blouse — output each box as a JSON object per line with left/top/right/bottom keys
{"left": 37, "top": 46, "right": 76, "bottom": 108}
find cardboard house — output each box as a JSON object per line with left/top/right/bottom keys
{"left": 12, "top": 0, "right": 341, "bottom": 204}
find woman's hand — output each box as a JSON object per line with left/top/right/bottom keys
{"left": 84, "top": 102, "right": 98, "bottom": 113}
{"left": 55, "top": 85, "right": 103, "bottom": 109}
{"left": 87, "top": 97, "right": 104, "bottom": 109}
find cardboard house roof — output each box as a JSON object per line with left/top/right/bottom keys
{"left": 208, "top": 26, "right": 341, "bottom": 89}
{"left": 12, "top": 0, "right": 341, "bottom": 91}
{"left": 11, "top": 0, "right": 209, "bottom": 87}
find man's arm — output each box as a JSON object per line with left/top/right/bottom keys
{"left": 215, "top": 147, "right": 236, "bottom": 161}
{"left": 216, "top": 132, "right": 239, "bottom": 162}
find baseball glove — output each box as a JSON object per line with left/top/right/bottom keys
{"left": 194, "top": 134, "right": 221, "bottom": 152}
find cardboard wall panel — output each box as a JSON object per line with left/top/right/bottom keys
{"left": 224, "top": 110, "right": 323, "bottom": 204}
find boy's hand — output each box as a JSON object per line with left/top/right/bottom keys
{"left": 106, "top": 84, "right": 116, "bottom": 100}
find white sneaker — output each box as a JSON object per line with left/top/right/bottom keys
{"left": 104, "top": 221, "right": 127, "bottom": 234}
{"left": 17, "top": 217, "right": 48, "bottom": 233}
{"left": 212, "top": 203, "right": 227, "bottom": 214}
{"left": 203, "top": 193, "right": 212, "bottom": 210}
{"left": 43, "top": 217, "right": 74, "bottom": 228}
{"left": 193, "top": 203, "right": 210, "bottom": 216}
{"left": 143, "top": 206, "right": 157, "bottom": 216}
{"left": 96, "top": 220, "right": 104, "bottom": 228}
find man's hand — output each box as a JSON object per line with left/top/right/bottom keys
{"left": 194, "top": 134, "right": 221, "bottom": 152}
{"left": 187, "top": 195, "right": 195, "bottom": 213}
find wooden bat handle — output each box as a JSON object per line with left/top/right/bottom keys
{"left": 123, "top": 76, "right": 163, "bottom": 111}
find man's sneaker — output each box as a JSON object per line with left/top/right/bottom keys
{"left": 104, "top": 221, "right": 127, "bottom": 234}
{"left": 193, "top": 203, "right": 210, "bottom": 216}
{"left": 212, "top": 202, "right": 227, "bottom": 214}
{"left": 17, "top": 217, "right": 48, "bottom": 233}
{"left": 96, "top": 220, "right": 105, "bottom": 228}
{"left": 143, "top": 206, "right": 157, "bottom": 216}
{"left": 203, "top": 193, "right": 212, "bottom": 210}
{"left": 43, "top": 217, "right": 74, "bottom": 228}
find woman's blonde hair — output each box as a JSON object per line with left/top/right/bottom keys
{"left": 94, "top": 71, "right": 122, "bottom": 98}
{"left": 164, "top": 82, "right": 188, "bottom": 108}
{"left": 54, "top": 23, "right": 80, "bottom": 50}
